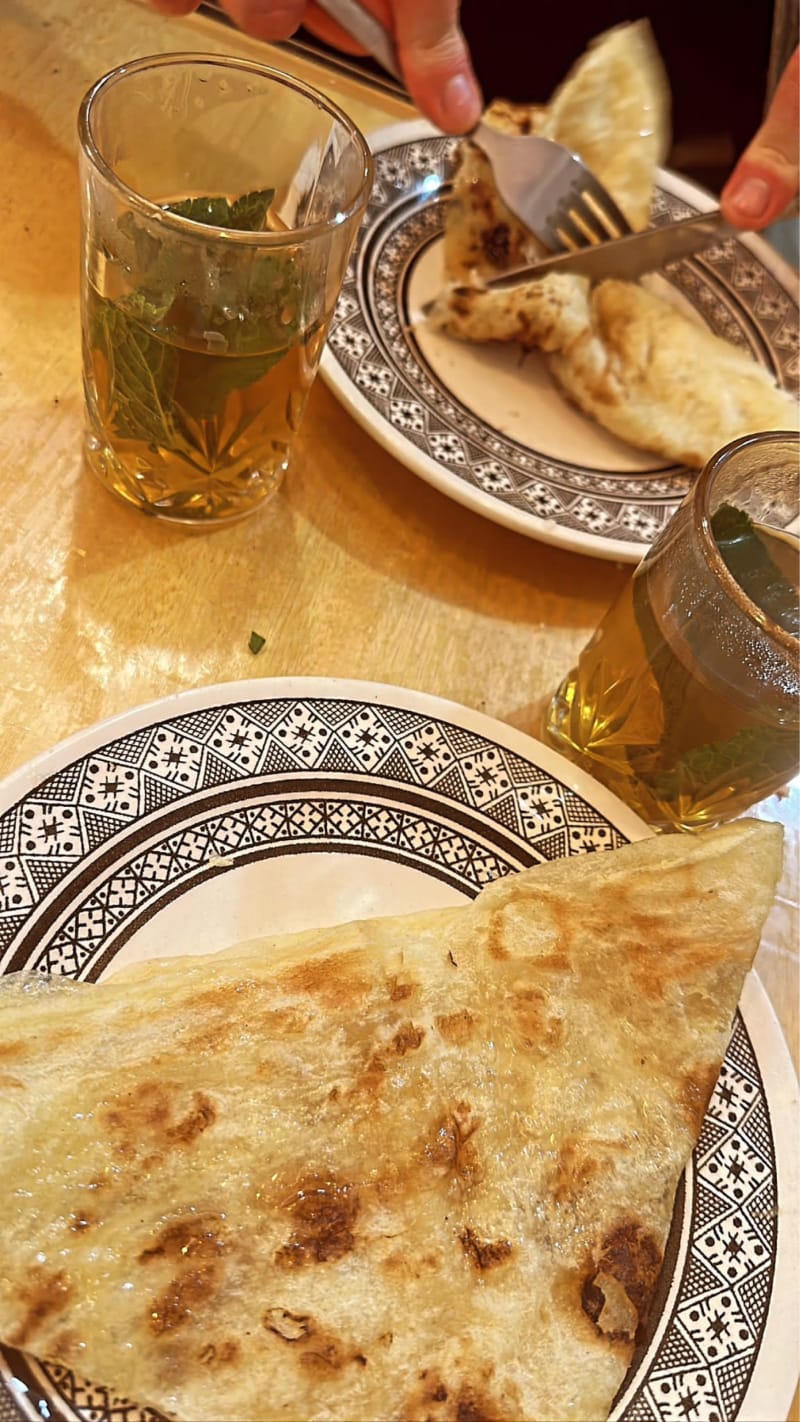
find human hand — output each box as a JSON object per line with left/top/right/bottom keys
{"left": 150, "top": 0, "right": 483, "bottom": 133}
{"left": 721, "top": 46, "right": 799, "bottom": 229}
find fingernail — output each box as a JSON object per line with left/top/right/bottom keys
{"left": 442, "top": 72, "right": 481, "bottom": 129}
{"left": 729, "top": 177, "right": 771, "bottom": 220}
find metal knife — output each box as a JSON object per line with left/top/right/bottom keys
{"left": 484, "top": 210, "right": 736, "bottom": 287}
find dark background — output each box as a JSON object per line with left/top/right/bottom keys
{"left": 456, "top": 0, "right": 775, "bottom": 191}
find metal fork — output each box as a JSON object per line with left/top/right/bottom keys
{"left": 466, "top": 123, "right": 633, "bottom": 251}
{"left": 313, "top": 0, "right": 633, "bottom": 251}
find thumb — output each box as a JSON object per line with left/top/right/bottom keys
{"left": 721, "top": 47, "right": 799, "bottom": 228}
{"left": 391, "top": 0, "right": 482, "bottom": 134}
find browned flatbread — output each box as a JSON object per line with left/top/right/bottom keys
{"left": 436, "top": 276, "right": 800, "bottom": 467}
{"left": 0, "top": 819, "right": 783, "bottom": 1421}
{"left": 442, "top": 21, "right": 669, "bottom": 286}
{"left": 547, "top": 278, "right": 800, "bottom": 466}
{"left": 432, "top": 22, "right": 799, "bottom": 467}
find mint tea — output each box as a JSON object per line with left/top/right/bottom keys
{"left": 82, "top": 190, "right": 326, "bottom": 523}
{"left": 545, "top": 506, "right": 799, "bottom": 831}
{"left": 78, "top": 57, "right": 372, "bottom": 524}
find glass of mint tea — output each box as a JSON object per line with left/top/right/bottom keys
{"left": 544, "top": 431, "right": 799, "bottom": 832}
{"left": 78, "top": 54, "right": 372, "bottom": 524}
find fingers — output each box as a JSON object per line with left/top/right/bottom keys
{"left": 149, "top": 0, "right": 482, "bottom": 135}
{"left": 149, "top": 0, "right": 201, "bottom": 13}
{"left": 391, "top": 0, "right": 482, "bottom": 133}
{"left": 721, "top": 47, "right": 799, "bottom": 228}
{"left": 304, "top": 0, "right": 481, "bottom": 131}
{"left": 303, "top": 1, "right": 372, "bottom": 55}
{"left": 219, "top": 0, "right": 308, "bottom": 42}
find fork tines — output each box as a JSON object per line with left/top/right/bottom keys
{"left": 548, "top": 179, "right": 633, "bottom": 252}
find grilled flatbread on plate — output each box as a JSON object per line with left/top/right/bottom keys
{"left": 442, "top": 21, "right": 669, "bottom": 285}
{"left": 432, "top": 23, "right": 799, "bottom": 467}
{"left": 0, "top": 820, "right": 783, "bottom": 1422}
{"left": 440, "top": 276, "right": 800, "bottom": 468}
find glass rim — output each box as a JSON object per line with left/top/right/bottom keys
{"left": 77, "top": 51, "right": 374, "bottom": 246}
{"left": 693, "top": 429, "right": 799, "bottom": 656}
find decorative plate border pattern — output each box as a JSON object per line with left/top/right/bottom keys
{"left": 322, "top": 130, "right": 798, "bottom": 561}
{"left": 0, "top": 687, "right": 783, "bottom": 1422}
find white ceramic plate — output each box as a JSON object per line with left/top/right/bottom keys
{"left": 321, "top": 121, "right": 799, "bottom": 564}
{"left": 0, "top": 679, "right": 797, "bottom": 1422}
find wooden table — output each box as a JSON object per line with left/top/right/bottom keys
{"left": 1, "top": 0, "right": 798, "bottom": 1412}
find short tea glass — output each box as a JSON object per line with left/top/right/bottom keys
{"left": 78, "top": 54, "right": 372, "bottom": 524}
{"left": 544, "top": 432, "right": 800, "bottom": 831}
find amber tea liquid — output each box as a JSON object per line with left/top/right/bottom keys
{"left": 83, "top": 283, "right": 325, "bottom": 524}
{"left": 545, "top": 525, "right": 799, "bottom": 831}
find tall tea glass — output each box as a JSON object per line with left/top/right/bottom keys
{"left": 78, "top": 54, "right": 372, "bottom": 524}
{"left": 544, "top": 432, "right": 800, "bottom": 831}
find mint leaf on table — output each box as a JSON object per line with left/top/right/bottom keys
{"left": 248, "top": 630, "right": 266, "bottom": 655}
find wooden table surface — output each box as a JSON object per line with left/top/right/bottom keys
{"left": 1, "top": 0, "right": 798, "bottom": 1413}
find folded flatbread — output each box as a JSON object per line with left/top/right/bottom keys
{"left": 431, "top": 23, "right": 799, "bottom": 467}
{"left": 0, "top": 819, "right": 783, "bottom": 1422}
{"left": 440, "top": 275, "right": 800, "bottom": 468}
{"left": 442, "top": 21, "right": 670, "bottom": 286}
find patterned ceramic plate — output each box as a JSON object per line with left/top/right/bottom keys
{"left": 0, "top": 679, "right": 797, "bottom": 1422}
{"left": 321, "top": 121, "right": 799, "bottom": 564}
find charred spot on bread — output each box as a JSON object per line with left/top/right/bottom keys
{"left": 391, "top": 1022, "right": 425, "bottom": 1055}
{"left": 263, "top": 1310, "right": 367, "bottom": 1372}
{"left": 388, "top": 978, "right": 415, "bottom": 1001}
{"left": 581, "top": 1221, "right": 662, "bottom": 1342}
{"left": 197, "top": 1338, "right": 240, "bottom": 1366}
{"left": 149, "top": 1265, "right": 218, "bottom": 1335}
{"left": 435, "top": 1009, "right": 475, "bottom": 1044}
{"left": 168, "top": 1092, "right": 216, "bottom": 1144}
{"left": 424, "top": 1104, "right": 483, "bottom": 1184}
{"left": 460, "top": 1228, "right": 513, "bottom": 1271}
{"left": 275, "top": 1174, "right": 359, "bottom": 1267}
{"left": 481, "top": 223, "right": 513, "bottom": 268}
{"left": 138, "top": 1214, "right": 227, "bottom": 1265}
{"left": 263, "top": 1308, "right": 313, "bottom": 1342}
{"left": 6, "top": 1268, "right": 73, "bottom": 1348}
{"left": 99, "top": 1083, "right": 216, "bottom": 1166}
{"left": 141, "top": 1214, "right": 228, "bottom": 1337}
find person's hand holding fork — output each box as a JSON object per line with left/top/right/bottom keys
{"left": 151, "top": 0, "right": 798, "bottom": 231}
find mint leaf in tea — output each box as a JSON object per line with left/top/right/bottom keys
{"left": 164, "top": 188, "right": 275, "bottom": 231}
{"left": 713, "top": 503, "right": 799, "bottom": 636}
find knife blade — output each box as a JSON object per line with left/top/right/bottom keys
{"left": 485, "top": 210, "right": 736, "bottom": 287}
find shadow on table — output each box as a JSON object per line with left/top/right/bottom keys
{"left": 288, "top": 381, "right": 631, "bottom": 630}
